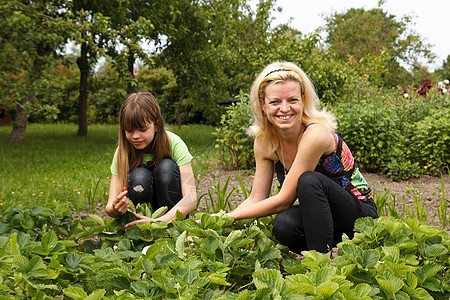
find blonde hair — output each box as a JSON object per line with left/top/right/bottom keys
{"left": 117, "top": 92, "right": 171, "bottom": 190}
{"left": 248, "top": 61, "right": 336, "bottom": 152}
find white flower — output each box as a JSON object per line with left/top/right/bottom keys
{"left": 142, "top": 245, "right": 151, "bottom": 255}
{"left": 113, "top": 245, "right": 118, "bottom": 251}
{"left": 444, "top": 79, "right": 449, "bottom": 84}
{"left": 438, "top": 81, "right": 444, "bottom": 88}
{"left": 442, "top": 88, "right": 448, "bottom": 94}
{"left": 403, "top": 93, "right": 409, "bottom": 98}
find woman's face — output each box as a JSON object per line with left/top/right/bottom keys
{"left": 125, "top": 122, "right": 157, "bottom": 150}
{"left": 262, "top": 80, "right": 304, "bottom": 130}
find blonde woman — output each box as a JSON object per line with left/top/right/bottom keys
{"left": 228, "top": 61, "right": 378, "bottom": 253}
{"left": 105, "top": 92, "right": 196, "bottom": 226}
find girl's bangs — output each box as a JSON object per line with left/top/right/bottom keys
{"left": 121, "top": 105, "right": 150, "bottom": 131}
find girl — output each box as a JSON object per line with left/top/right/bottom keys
{"left": 105, "top": 92, "right": 197, "bottom": 226}
{"left": 227, "top": 61, "right": 378, "bottom": 253}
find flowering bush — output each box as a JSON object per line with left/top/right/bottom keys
{"left": 438, "top": 79, "right": 449, "bottom": 95}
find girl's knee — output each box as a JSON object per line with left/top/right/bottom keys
{"left": 155, "top": 159, "right": 179, "bottom": 184}
{"left": 128, "top": 167, "right": 153, "bottom": 185}
{"left": 127, "top": 167, "right": 153, "bottom": 204}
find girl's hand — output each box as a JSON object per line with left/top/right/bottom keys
{"left": 111, "top": 188, "right": 128, "bottom": 215}
{"left": 125, "top": 212, "right": 157, "bottom": 227}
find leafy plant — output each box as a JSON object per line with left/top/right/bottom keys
{"left": 215, "top": 91, "right": 255, "bottom": 170}
{"left": 199, "top": 176, "right": 237, "bottom": 214}
{"left": 1, "top": 201, "right": 449, "bottom": 299}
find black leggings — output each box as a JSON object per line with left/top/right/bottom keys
{"left": 126, "top": 158, "right": 183, "bottom": 210}
{"left": 272, "top": 171, "right": 378, "bottom": 253}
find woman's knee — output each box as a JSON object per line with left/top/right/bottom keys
{"left": 297, "top": 171, "right": 320, "bottom": 188}
{"left": 273, "top": 208, "right": 303, "bottom": 246}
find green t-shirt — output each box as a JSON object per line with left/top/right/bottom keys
{"left": 110, "top": 131, "right": 193, "bottom": 175}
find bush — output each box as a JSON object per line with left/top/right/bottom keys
{"left": 215, "top": 92, "right": 255, "bottom": 170}
{"left": 414, "top": 107, "right": 450, "bottom": 175}
{"left": 333, "top": 87, "right": 450, "bottom": 179}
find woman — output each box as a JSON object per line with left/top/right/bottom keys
{"left": 228, "top": 61, "right": 378, "bottom": 253}
{"left": 105, "top": 91, "right": 197, "bottom": 226}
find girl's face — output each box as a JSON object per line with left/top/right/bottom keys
{"left": 125, "top": 122, "right": 157, "bottom": 150}
{"left": 262, "top": 80, "right": 304, "bottom": 131}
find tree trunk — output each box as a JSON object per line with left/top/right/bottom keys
{"left": 177, "top": 87, "right": 187, "bottom": 129}
{"left": 9, "top": 94, "right": 32, "bottom": 144}
{"left": 126, "top": 51, "right": 136, "bottom": 94}
{"left": 8, "top": 47, "right": 50, "bottom": 144}
{"left": 76, "top": 43, "right": 89, "bottom": 136}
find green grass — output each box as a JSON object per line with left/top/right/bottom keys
{"left": 0, "top": 123, "right": 220, "bottom": 213}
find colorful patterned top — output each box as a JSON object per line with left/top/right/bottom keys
{"left": 275, "top": 128, "right": 373, "bottom": 202}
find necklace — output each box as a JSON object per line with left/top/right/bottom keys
{"left": 280, "top": 142, "right": 293, "bottom": 176}
{"left": 279, "top": 132, "right": 302, "bottom": 176}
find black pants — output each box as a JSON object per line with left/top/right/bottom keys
{"left": 127, "top": 158, "right": 183, "bottom": 210}
{"left": 272, "top": 171, "right": 378, "bottom": 253}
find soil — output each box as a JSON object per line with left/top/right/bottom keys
{"left": 90, "top": 168, "right": 449, "bottom": 230}
{"left": 196, "top": 168, "right": 450, "bottom": 229}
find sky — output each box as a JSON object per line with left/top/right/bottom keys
{"left": 269, "top": 0, "right": 449, "bottom": 71}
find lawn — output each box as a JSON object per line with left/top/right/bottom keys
{"left": 0, "top": 123, "right": 219, "bottom": 213}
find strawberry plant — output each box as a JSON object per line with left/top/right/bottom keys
{"left": 0, "top": 203, "right": 449, "bottom": 299}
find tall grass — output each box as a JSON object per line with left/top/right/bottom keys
{"left": 0, "top": 123, "right": 219, "bottom": 213}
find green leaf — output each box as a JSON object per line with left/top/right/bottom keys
{"left": 85, "top": 289, "right": 106, "bottom": 300}
{"left": 411, "top": 287, "right": 434, "bottom": 300}
{"left": 66, "top": 253, "right": 82, "bottom": 270}
{"left": 131, "top": 281, "right": 150, "bottom": 297}
{"left": 0, "top": 233, "right": 20, "bottom": 257}
{"left": 40, "top": 231, "right": 58, "bottom": 253}
{"left": 207, "top": 273, "right": 231, "bottom": 286}
{"left": 316, "top": 281, "right": 339, "bottom": 297}
{"left": 405, "top": 272, "right": 418, "bottom": 289}
{"left": 89, "top": 214, "right": 105, "bottom": 226}
{"left": 375, "top": 273, "right": 403, "bottom": 295}
{"left": 63, "top": 286, "right": 88, "bottom": 299}
{"left": 253, "top": 268, "right": 286, "bottom": 292}
{"left": 382, "top": 246, "right": 400, "bottom": 263}
{"left": 152, "top": 206, "right": 168, "bottom": 218}
{"left": 176, "top": 230, "right": 187, "bottom": 257}
{"left": 418, "top": 243, "right": 448, "bottom": 259}
{"left": 354, "top": 283, "right": 373, "bottom": 297}
{"left": 315, "top": 267, "right": 337, "bottom": 285}
{"left": 415, "top": 263, "right": 443, "bottom": 282}
{"left": 27, "top": 256, "right": 48, "bottom": 277}
{"left": 223, "top": 230, "right": 244, "bottom": 249}
{"left": 361, "top": 249, "right": 379, "bottom": 269}
{"left": 142, "top": 241, "right": 166, "bottom": 260}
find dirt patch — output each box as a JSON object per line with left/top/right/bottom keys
{"left": 90, "top": 168, "right": 449, "bottom": 229}
{"left": 196, "top": 169, "right": 450, "bottom": 228}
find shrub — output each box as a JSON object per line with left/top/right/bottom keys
{"left": 414, "top": 107, "right": 450, "bottom": 175}
{"left": 333, "top": 87, "right": 450, "bottom": 180}
{"left": 215, "top": 92, "right": 255, "bottom": 170}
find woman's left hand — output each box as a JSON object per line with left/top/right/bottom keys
{"left": 125, "top": 212, "right": 158, "bottom": 227}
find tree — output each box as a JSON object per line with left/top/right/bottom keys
{"left": 324, "top": 8, "right": 434, "bottom": 86}
{"left": 0, "top": 0, "right": 69, "bottom": 143}
{"left": 434, "top": 55, "right": 450, "bottom": 81}
{"left": 69, "top": 1, "right": 115, "bottom": 136}
{"left": 105, "top": 0, "right": 169, "bottom": 94}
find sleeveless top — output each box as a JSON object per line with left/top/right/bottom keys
{"left": 275, "top": 124, "right": 373, "bottom": 202}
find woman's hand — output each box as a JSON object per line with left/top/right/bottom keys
{"left": 125, "top": 212, "right": 158, "bottom": 227}
{"left": 111, "top": 188, "right": 128, "bottom": 215}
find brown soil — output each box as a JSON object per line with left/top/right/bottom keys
{"left": 196, "top": 169, "right": 450, "bottom": 229}
{"left": 90, "top": 168, "right": 449, "bottom": 230}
